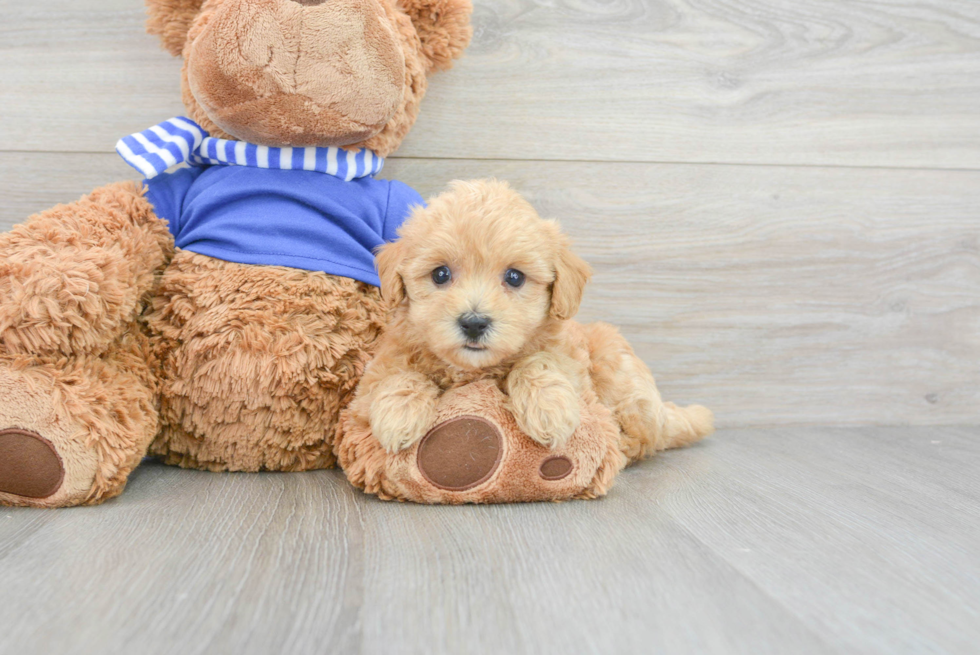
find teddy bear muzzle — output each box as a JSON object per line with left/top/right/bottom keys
{"left": 186, "top": 0, "right": 406, "bottom": 147}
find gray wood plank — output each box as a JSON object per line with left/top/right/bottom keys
{"left": 647, "top": 427, "right": 980, "bottom": 654}
{"left": 355, "top": 476, "right": 835, "bottom": 655}
{"left": 1, "top": 427, "right": 978, "bottom": 654}
{"left": 0, "top": 0, "right": 186, "bottom": 151}
{"left": 0, "top": 467, "right": 367, "bottom": 655}
{"left": 0, "top": 153, "right": 142, "bottom": 229}
{"left": 2, "top": 0, "right": 980, "bottom": 169}
{"left": 2, "top": 153, "right": 978, "bottom": 428}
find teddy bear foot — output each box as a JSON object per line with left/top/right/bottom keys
{"left": 0, "top": 346, "right": 160, "bottom": 508}
{"left": 337, "top": 380, "right": 628, "bottom": 504}
{"left": 0, "top": 429, "right": 65, "bottom": 499}
{"left": 0, "top": 364, "right": 102, "bottom": 508}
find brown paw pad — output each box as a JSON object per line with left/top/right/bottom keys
{"left": 0, "top": 429, "right": 65, "bottom": 499}
{"left": 417, "top": 416, "right": 503, "bottom": 491}
{"left": 539, "top": 456, "right": 573, "bottom": 481}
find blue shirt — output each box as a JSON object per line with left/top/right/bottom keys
{"left": 144, "top": 165, "right": 423, "bottom": 287}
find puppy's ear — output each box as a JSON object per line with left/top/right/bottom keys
{"left": 398, "top": 0, "right": 473, "bottom": 72}
{"left": 146, "top": 0, "right": 206, "bottom": 57}
{"left": 549, "top": 233, "right": 592, "bottom": 321}
{"left": 376, "top": 240, "right": 408, "bottom": 305}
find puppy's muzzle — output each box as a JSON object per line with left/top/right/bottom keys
{"left": 458, "top": 313, "right": 492, "bottom": 342}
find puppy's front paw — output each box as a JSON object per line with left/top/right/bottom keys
{"left": 369, "top": 374, "right": 440, "bottom": 453}
{"left": 507, "top": 363, "right": 581, "bottom": 450}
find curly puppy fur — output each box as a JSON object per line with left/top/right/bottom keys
{"left": 349, "top": 180, "right": 714, "bottom": 461}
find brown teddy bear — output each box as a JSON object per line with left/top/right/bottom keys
{"left": 0, "top": 0, "right": 472, "bottom": 508}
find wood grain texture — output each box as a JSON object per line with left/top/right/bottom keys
{"left": 0, "top": 427, "right": 977, "bottom": 654}
{"left": 2, "top": 0, "right": 980, "bottom": 168}
{"left": 2, "top": 153, "right": 978, "bottom": 427}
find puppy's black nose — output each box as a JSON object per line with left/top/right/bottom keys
{"left": 458, "top": 313, "right": 492, "bottom": 341}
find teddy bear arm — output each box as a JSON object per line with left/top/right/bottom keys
{"left": 0, "top": 181, "right": 173, "bottom": 358}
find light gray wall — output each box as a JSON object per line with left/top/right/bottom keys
{"left": 2, "top": 0, "right": 978, "bottom": 428}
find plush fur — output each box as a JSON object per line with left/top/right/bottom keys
{"left": 146, "top": 0, "right": 207, "bottom": 56}
{"left": 147, "top": 251, "right": 389, "bottom": 472}
{"left": 0, "top": 0, "right": 471, "bottom": 507}
{"left": 182, "top": 0, "right": 408, "bottom": 147}
{"left": 397, "top": 0, "right": 473, "bottom": 71}
{"left": 336, "top": 180, "right": 714, "bottom": 503}
{"left": 0, "top": 181, "right": 172, "bottom": 357}
{"left": 0, "top": 332, "right": 163, "bottom": 507}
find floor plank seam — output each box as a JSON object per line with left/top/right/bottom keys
{"left": 3, "top": 149, "right": 980, "bottom": 174}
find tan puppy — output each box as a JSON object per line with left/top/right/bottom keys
{"left": 351, "top": 179, "right": 713, "bottom": 461}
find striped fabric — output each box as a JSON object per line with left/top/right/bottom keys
{"left": 116, "top": 117, "right": 384, "bottom": 181}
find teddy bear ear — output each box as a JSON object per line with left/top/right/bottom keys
{"left": 397, "top": 0, "right": 474, "bottom": 72}
{"left": 145, "top": 0, "right": 207, "bottom": 57}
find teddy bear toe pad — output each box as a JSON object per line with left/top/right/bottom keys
{"left": 417, "top": 416, "right": 504, "bottom": 491}
{"left": 539, "top": 455, "right": 574, "bottom": 481}
{"left": 0, "top": 429, "right": 64, "bottom": 499}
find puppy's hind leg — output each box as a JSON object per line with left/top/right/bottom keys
{"left": 584, "top": 323, "right": 714, "bottom": 463}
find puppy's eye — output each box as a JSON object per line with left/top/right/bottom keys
{"left": 504, "top": 268, "right": 525, "bottom": 288}
{"left": 431, "top": 266, "right": 452, "bottom": 286}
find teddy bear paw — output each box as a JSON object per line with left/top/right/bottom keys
{"left": 337, "top": 380, "right": 626, "bottom": 503}
{"left": 0, "top": 364, "right": 100, "bottom": 508}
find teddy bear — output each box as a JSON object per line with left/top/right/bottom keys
{"left": 0, "top": 0, "right": 473, "bottom": 508}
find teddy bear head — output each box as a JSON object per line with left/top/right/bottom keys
{"left": 145, "top": 0, "right": 472, "bottom": 157}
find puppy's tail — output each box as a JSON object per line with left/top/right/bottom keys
{"left": 613, "top": 396, "right": 714, "bottom": 462}
{"left": 584, "top": 322, "right": 714, "bottom": 463}
{"left": 656, "top": 402, "right": 715, "bottom": 449}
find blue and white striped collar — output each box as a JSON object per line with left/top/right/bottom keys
{"left": 116, "top": 117, "right": 384, "bottom": 182}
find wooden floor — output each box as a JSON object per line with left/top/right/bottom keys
{"left": 0, "top": 427, "right": 977, "bottom": 654}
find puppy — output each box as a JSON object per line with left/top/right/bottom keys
{"left": 349, "top": 179, "right": 714, "bottom": 461}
